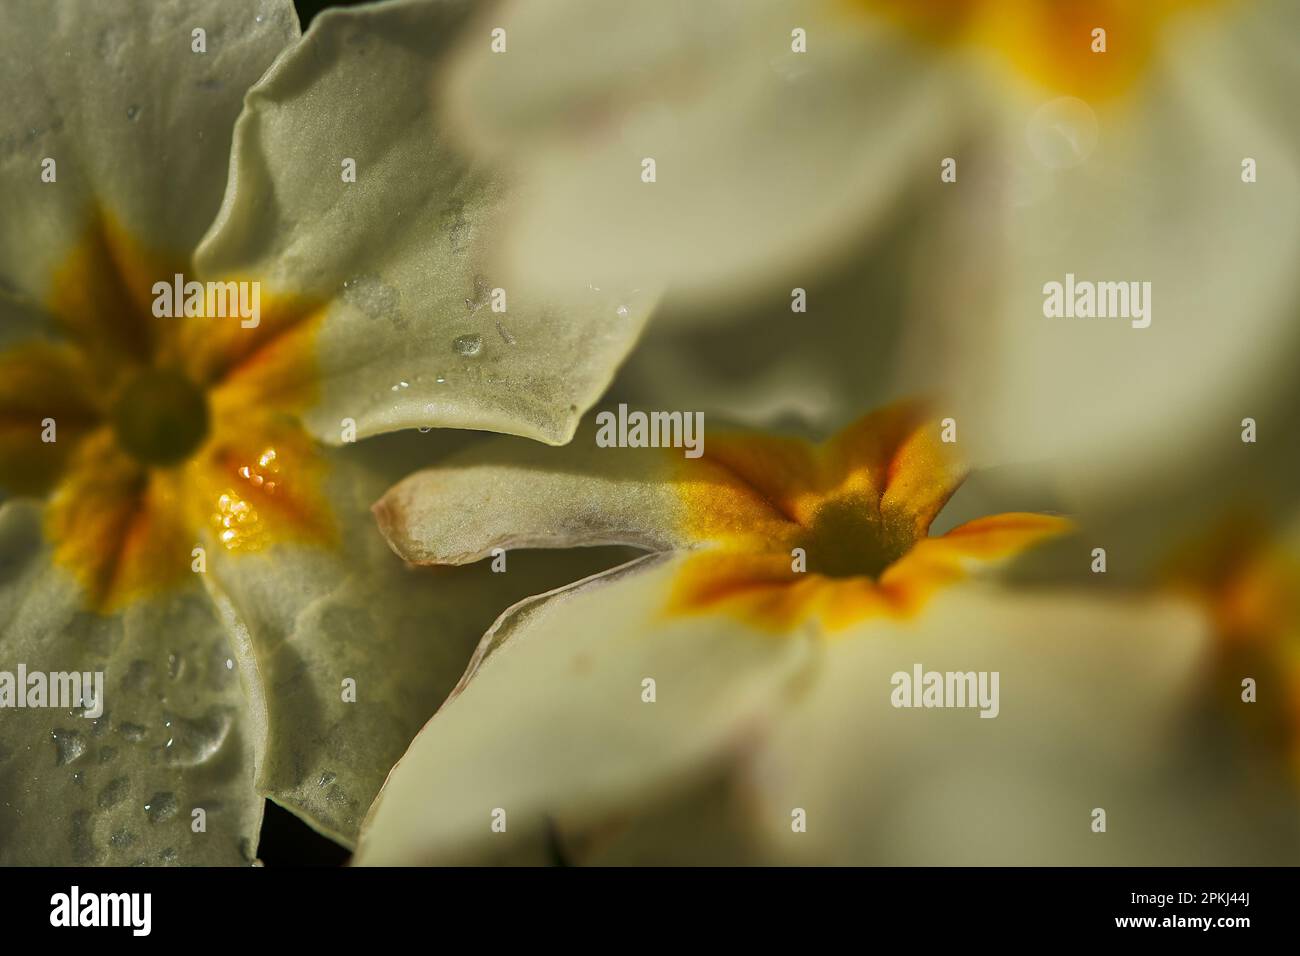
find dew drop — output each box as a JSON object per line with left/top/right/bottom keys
{"left": 143, "top": 791, "right": 178, "bottom": 823}
{"left": 161, "top": 707, "right": 233, "bottom": 767}
{"left": 452, "top": 333, "right": 482, "bottom": 357}
{"left": 51, "top": 728, "right": 87, "bottom": 766}
{"left": 126, "top": 104, "right": 140, "bottom": 121}
{"left": 340, "top": 273, "right": 402, "bottom": 325}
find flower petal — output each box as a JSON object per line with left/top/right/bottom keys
{"left": 744, "top": 587, "right": 1300, "bottom": 863}
{"left": 925, "top": 0, "right": 1300, "bottom": 488}
{"left": 374, "top": 405, "right": 966, "bottom": 567}
{"left": 441, "top": 0, "right": 959, "bottom": 299}
{"left": 0, "top": 501, "right": 263, "bottom": 865}
{"left": 354, "top": 553, "right": 812, "bottom": 865}
{"left": 202, "top": 431, "right": 639, "bottom": 845}
{"left": 374, "top": 427, "right": 693, "bottom": 565}
{"left": 0, "top": 0, "right": 299, "bottom": 303}
{"left": 873, "top": 511, "right": 1074, "bottom": 611}
{"left": 194, "top": 0, "right": 653, "bottom": 447}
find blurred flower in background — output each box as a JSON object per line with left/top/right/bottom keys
{"left": 439, "top": 0, "right": 1299, "bottom": 501}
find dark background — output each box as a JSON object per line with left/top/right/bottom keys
{"left": 296, "top": 0, "right": 371, "bottom": 28}
{"left": 256, "top": 0, "right": 389, "bottom": 868}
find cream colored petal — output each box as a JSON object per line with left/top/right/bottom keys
{"left": 195, "top": 0, "right": 652, "bottom": 447}
{"left": 0, "top": 0, "right": 298, "bottom": 304}
{"left": 608, "top": 216, "right": 926, "bottom": 434}
{"left": 203, "top": 431, "right": 638, "bottom": 846}
{"left": 354, "top": 553, "right": 812, "bottom": 865}
{"left": 917, "top": 0, "right": 1300, "bottom": 491}
{"left": 443, "top": 0, "right": 960, "bottom": 300}
{"left": 0, "top": 501, "right": 263, "bottom": 865}
{"left": 747, "top": 586, "right": 1300, "bottom": 864}
{"left": 374, "top": 424, "right": 691, "bottom": 565}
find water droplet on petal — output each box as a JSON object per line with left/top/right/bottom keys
{"left": 51, "top": 728, "right": 87, "bottom": 765}
{"left": 143, "top": 791, "right": 178, "bottom": 823}
{"left": 452, "top": 333, "right": 482, "bottom": 357}
{"left": 161, "top": 708, "right": 233, "bottom": 767}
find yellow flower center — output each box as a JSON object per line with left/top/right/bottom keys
{"left": 0, "top": 207, "right": 334, "bottom": 611}
{"left": 795, "top": 495, "right": 914, "bottom": 579}
{"left": 850, "top": 0, "right": 1221, "bottom": 98}
{"left": 667, "top": 403, "right": 1072, "bottom": 631}
{"left": 110, "top": 368, "right": 210, "bottom": 466}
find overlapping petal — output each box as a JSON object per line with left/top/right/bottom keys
{"left": 440, "top": 0, "right": 959, "bottom": 300}
{"left": 201, "top": 429, "right": 639, "bottom": 845}
{"left": 358, "top": 550, "right": 1300, "bottom": 864}
{"left": 195, "top": 0, "right": 655, "bottom": 447}
{"left": 355, "top": 554, "right": 813, "bottom": 865}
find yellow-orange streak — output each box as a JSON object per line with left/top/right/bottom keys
{"left": 46, "top": 207, "right": 184, "bottom": 368}
{"left": 44, "top": 430, "right": 194, "bottom": 611}
{"left": 667, "top": 511, "right": 1072, "bottom": 633}
{"left": 0, "top": 341, "right": 105, "bottom": 496}
{"left": 848, "top": 0, "right": 1218, "bottom": 99}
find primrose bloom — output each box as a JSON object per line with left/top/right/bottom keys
{"left": 355, "top": 403, "right": 1299, "bottom": 865}
{"left": 0, "top": 0, "right": 649, "bottom": 864}
{"left": 437, "top": 0, "right": 1300, "bottom": 493}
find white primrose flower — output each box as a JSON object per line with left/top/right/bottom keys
{"left": 355, "top": 403, "right": 1300, "bottom": 864}
{"left": 0, "top": 0, "right": 652, "bottom": 864}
